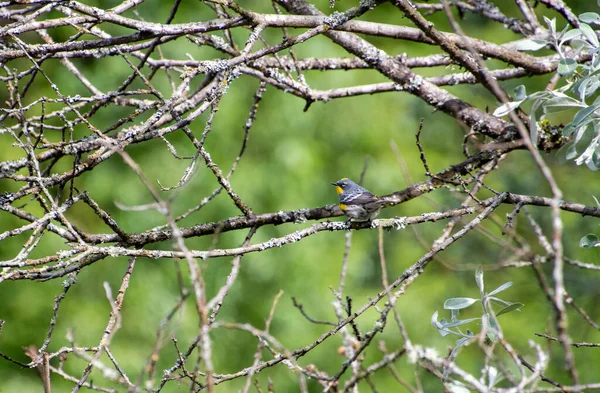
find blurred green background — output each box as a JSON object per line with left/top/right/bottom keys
{"left": 1, "top": 0, "right": 600, "bottom": 391}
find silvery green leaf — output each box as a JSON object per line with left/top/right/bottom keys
{"left": 558, "top": 58, "right": 578, "bottom": 76}
{"left": 484, "top": 313, "right": 500, "bottom": 342}
{"left": 514, "top": 85, "right": 527, "bottom": 100}
{"left": 455, "top": 336, "right": 472, "bottom": 347}
{"left": 593, "top": 54, "right": 600, "bottom": 71}
{"left": 543, "top": 96, "right": 584, "bottom": 113}
{"left": 572, "top": 103, "right": 600, "bottom": 128}
{"left": 488, "top": 281, "right": 513, "bottom": 297}
{"left": 562, "top": 122, "right": 576, "bottom": 136}
{"left": 544, "top": 16, "right": 556, "bottom": 33}
{"left": 587, "top": 81, "right": 600, "bottom": 98}
{"left": 431, "top": 310, "right": 442, "bottom": 328}
{"left": 493, "top": 100, "right": 523, "bottom": 116}
{"left": 586, "top": 155, "right": 600, "bottom": 170}
{"left": 444, "top": 297, "right": 479, "bottom": 310}
{"left": 496, "top": 302, "right": 524, "bottom": 317}
{"left": 555, "top": 141, "right": 578, "bottom": 164}
{"left": 580, "top": 23, "right": 599, "bottom": 47}
{"left": 528, "top": 91, "right": 552, "bottom": 100}
{"left": 529, "top": 97, "right": 544, "bottom": 125}
{"left": 571, "top": 38, "right": 594, "bottom": 50}
{"left": 513, "top": 39, "right": 548, "bottom": 51}
{"left": 443, "top": 318, "right": 480, "bottom": 328}
{"left": 530, "top": 118, "right": 538, "bottom": 145}
{"left": 573, "top": 123, "right": 592, "bottom": 143}
{"left": 577, "top": 75, "right": 600, "bottom": 99}
{"left": 580, "top": 12, "right": 600, "bottom": 25}
{"left": 575, "top": 135, "right": 600, "bottom": 166}
{"left": 561, "top": 28, "right": 582, "bottom": 43}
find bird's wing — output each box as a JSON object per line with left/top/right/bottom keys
{"left": 342, "top": 191, "right": 379, "bottom": 205}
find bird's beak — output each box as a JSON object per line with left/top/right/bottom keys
{"left": 331, "top": 181, "right": 338, "bottom": 186}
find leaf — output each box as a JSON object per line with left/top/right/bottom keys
{"left": 493, "top": 100, "right": 523, "bottom": 117}
{"left": 560, "top": 28, "right": 582, "bottom": 43}
{"left": 555, "top": 141, "right": 578, "bottom": 164}
{"left": 544, "top": 16, "right": 556, "bottom": 34}
{"left": 432, "top": 312, "right": 454, "bottom": 336}
{"left": 530, "top": 118, "right": 538, "bottom": 146}
{"left": 562, "top": 122, "right": 576, "bottom": 136}
{"left": 580, "top": 12, "right": 600, "bottom": 25}
{"left": 512, "top": 39, "right": 548, "bottom": 51}
{"left": 455, "top": 335, "right": 472, "bottom": 347}
{"left": 483, "top": 313, "right": 500, "bottom": 343}
{"left": 586, "top": 155, "right": 600, "bottom": 170}
{"left": 513, "top": 85, "right": 527, "bottom": 101}
{"left": 444, "top": 297, "right": 479, "bottom": 310}
{"left": 580, "top": 23, "right": 600, "bottom": 47}
{"left": 496, "top": 302, "right": 524, "bottom": 317}
{"left": 576, "top": 134, "right": 600, "bottom": 167}
{"left": 571, "top": 103, "right": 600, "bottom": 129}
{"left": 578, "top": 76, "right": 600, "bottom": 99}
{"left": 571, "top": 38, "right": 594, "bottom": 50}
{"left": 431, "top": 310, "right": 442, "bottom": 328}
{"left": 487, "top": 281, "right": 513, "bottom": 297}
{"left": 565, "top": 144, "right": 579, "bottom": 162}
{"left": 580, "top": 233, "right": 600, "bottom": 247}
{"left": 443, "top": 317, "right": 481, "bottom": 328}
{"left": 558, "top": 58, "right": 578, "bottom": 76}
{"left": 587, "top": 81, "right": 600, "bottom": 98}
{"left": 577, "top": 144, "right": 598, "bottom": 167}
{"left": 489, "top": 297, "right": 511, "bottom": 307}
{"left": 543, "top": 96, "right": 584, "bottom": 113}
{"left": 573, "top": 122, "right": 592, "bottom": 143}
{"left": 475, "top": 265, "right": 484, "bottom": 293}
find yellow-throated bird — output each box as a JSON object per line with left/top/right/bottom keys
{"left": 331, "top": 178, "right": 386, "bottom": 221}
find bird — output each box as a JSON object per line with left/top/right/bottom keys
{"left": 331, "top": 178, "right": 386, "bottom": 221}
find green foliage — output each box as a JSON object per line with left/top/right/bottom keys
{"left": 431, "top": 265, "right": 523, "bottom": 382}
{"left": 495, "top": 14, "right": 600, "bottom": 169}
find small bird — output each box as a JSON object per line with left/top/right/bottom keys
{"left": 331, "top": 178, "right": 386, "bottom": 221}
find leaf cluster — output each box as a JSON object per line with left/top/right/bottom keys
{"left": 431, "top": 266, "right": 523, "bottom": 382}
{"left": 494, "top": 14, "right": 600, "bottom": 169}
